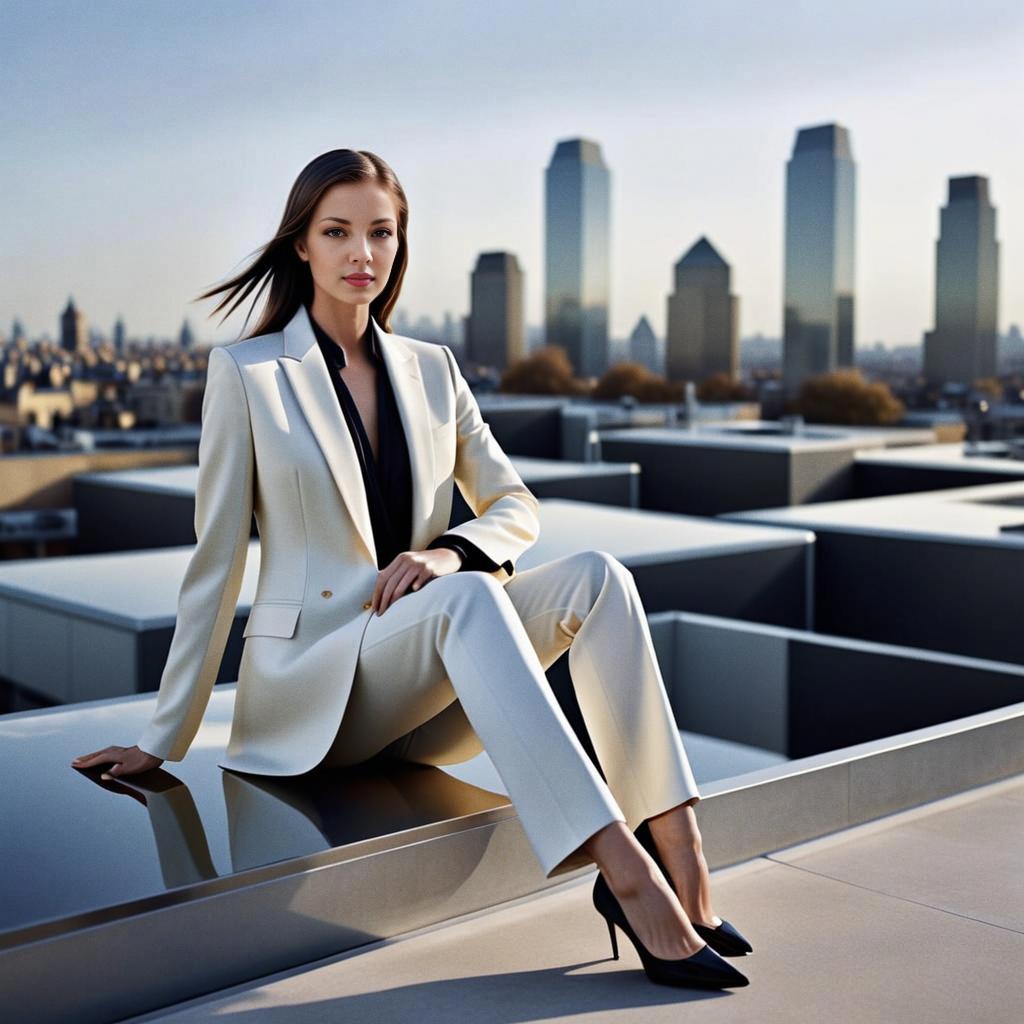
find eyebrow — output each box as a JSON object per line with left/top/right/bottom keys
{"left": 318, "top": 217, "right": 396, "bottom": 225}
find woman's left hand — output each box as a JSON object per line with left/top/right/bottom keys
{"left": 372, "top": 548, "right": 463, "bottom": 615}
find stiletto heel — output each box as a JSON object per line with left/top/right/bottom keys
{"left": 635, "top": 818, "right": 754, "bottom": 957}
{"left": 606, "top": 917, "right": 619, "bottom": 960}
{"left": 592, "top": 871, "right": 749, "bottom": 988}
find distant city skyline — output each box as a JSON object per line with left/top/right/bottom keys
{"left": 9, "top": 301, "right": 1024, "bottom": 355}
{"left": 3, "top": 1, "right": 1021, "bottom": 349}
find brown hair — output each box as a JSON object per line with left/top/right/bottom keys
{"left": 195, "top": 149, "right": 410, "bottom": 340}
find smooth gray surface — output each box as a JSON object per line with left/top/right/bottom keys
{"left": 76, "top": 466, "right": 202, "bottom": 496}
{"left": 0, "top": 541, "right": 261, "bottom": 701}
{"left": 724, "top": 479, "right": 1024, "bottom": 549}
{"left": 596, "top": 427, "right": 883, "bottom": 516}
{"left": 0, "top": 680, "right": 775, "bottom": 944}
{"left": 13, "top": 492, "right": 803, "bottom": 625}
{"left": 0, "top": 541, "right": 263, "bottom": 628}
{"left": 130, "top": 775, "right": 1024, "bottom": 1024}
{"left": 511, "top": 456, "right": 639, "bottom": 481}
{"left": 524, "top": 501, "right": 813, "bottom": 628}
{"left": 78, "top": 457, "right": 639, "bottom": 493}
{"left": 0, "top": 501, "right": 812, "bottom": 702}
{"left": 5, "top": 691, "right": 1023, "bottom": 1022}
{"left": 660, "top": 613, "right": 789, "bottom": 753}
{"left": 703, "top": 420, "right": 935, "bottom": 446}
{"left": 856, "top": 441, "right": 1024, "bottom": 475}
{"left": 599, "top": 424, "right": 898, "bottom": 453}
{"left": 77, "top": 457, "right": 644, "bottom": 554}
{"left": 722, "top": 482, "right": 1024, "bottom": 663}
{"left": 771, "top": 779, "right": 1024, "bottom": 932}
{"left": 524, "top": 500, "right": 813, "bottom": 567}
{"left": 10, "top": 604, "right": 1017, "bottom": 945}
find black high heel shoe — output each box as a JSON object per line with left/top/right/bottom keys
{"left": 635, "top": 818, "right": 753, "bottom": 957}
{"left": 591, "top": 871, "right": 749, "bottom": 988}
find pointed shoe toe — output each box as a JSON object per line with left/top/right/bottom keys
{"left": 684, "top": 944, "right": 750, "bottom": 987}
{"left": 692, "top": 917, "right": 754, "bottom": 956}
{"left": 639, "top": 940, "right": 749, "bottom": 989}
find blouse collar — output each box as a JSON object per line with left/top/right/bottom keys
{"left": 307, "top": 307, "right": 382, "bottom": 368}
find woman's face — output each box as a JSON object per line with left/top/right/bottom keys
{"left": 295, "top": 180, "right": 400, "bottom": 311}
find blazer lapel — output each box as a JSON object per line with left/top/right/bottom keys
{"left": 278, "top": 303, "right": 436, "bottom": 564}
{"left": 377, "top": 322, "right": 437, "bottom": 551}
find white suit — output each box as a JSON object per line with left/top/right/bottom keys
{"left": 138, "top": 303, "right": 700, "bottom": 877}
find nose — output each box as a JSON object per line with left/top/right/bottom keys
{"left": 348, "top": 237, "right": 373, "bottom": 261}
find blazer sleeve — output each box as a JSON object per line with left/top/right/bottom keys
{"left": 425, "top": 533, "right": 502, "bottom": 573}
{"left": 136, "top": 345, "right": 255, "bottom": 761}
{"left": 434, "top": 345, "right": 540, "bottom": 582}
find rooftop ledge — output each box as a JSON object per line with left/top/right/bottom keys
{"left": 3, "top": 613, "right": 1023, "bottom": 1023}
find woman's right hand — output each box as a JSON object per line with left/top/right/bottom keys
{"left": 71, "top": 745, "right": 164, "bottom": 777}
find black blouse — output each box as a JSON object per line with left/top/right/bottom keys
{"left": 308, "top": 307, "right": 504, "bottom": 575}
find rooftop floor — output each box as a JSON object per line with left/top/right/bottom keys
{"left": 725, "top": 478, "right": 1024, "bottom": 548}
{"left": 133, "top": 772, "right": 1024, "bottom": 1023}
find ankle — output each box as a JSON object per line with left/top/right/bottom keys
{"left": 586, "top": 821, "right": 661, "bottom": 894}
{"left": 654, "top": 836, "right": 705, "bottom": 872}
{"left": 603, "top": 856, "right": 660, "bottom": 898}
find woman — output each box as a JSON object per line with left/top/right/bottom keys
{"left": 71, "top": 149, "right": 752, "bottom": 989}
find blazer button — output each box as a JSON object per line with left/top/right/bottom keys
{"left": 321, "top": 590, "right": 333, "bottom": 598}
{"left": 362, "top": 600, "right": 373, "bottom": 609}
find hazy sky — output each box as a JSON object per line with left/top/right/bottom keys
{"left": 3, "top": 0, "right": 1021, "bottom": 348}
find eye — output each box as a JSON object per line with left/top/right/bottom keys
{"left": 324, "top": 228, "right": 394, "bottom": 238}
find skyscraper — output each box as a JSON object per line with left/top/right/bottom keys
{"left": 113, "top": 316, "right": 126, "bottom": 353}
{"left": 60, "top": 296, "right": 88, "bottom": 354}
{"left": 628, "top": 315, "right": 660, "bottom": 375}
{"left": 465, "top": 251, "right": 526, "bottom": 371}
{"left": 666, "top": 236, "right": 739, "bottom": 382}
{"left": 544, "top": 138, "right": 611, "bottom": 380}
{"left": 782, "top": 123, "right": 856, "bottom": 399}
{"left": 923, "top": 176, "right": 1000, "bottom": 386}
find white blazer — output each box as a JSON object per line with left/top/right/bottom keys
{"left": 137, "top": 303, "right": 541, "bottom": 776}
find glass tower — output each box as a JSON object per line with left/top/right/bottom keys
{"left": 467, "top": 251, "right": 526, "bottom": 372}
{"left": 544, "top": 138, "right": 611, "bottom": 380}
{"left": 923, "top": 176, "right": 1000, "bottom": 386}
{"left": 666, "top": 236, "right": 739, "bottom": 382}
{"left": 782, "top": 123, "right": 856, "bottom": 399}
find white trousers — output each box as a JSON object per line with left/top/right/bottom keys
{"left": 320, "top": 549, "right": 702, "bottom": 877}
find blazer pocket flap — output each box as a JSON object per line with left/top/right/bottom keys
{"left": 242, "top": 601, "right": 301, "bottom": 638}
